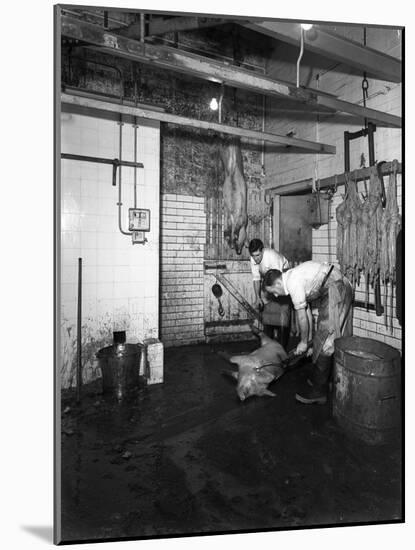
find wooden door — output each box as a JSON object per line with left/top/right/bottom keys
{"left": 273, "top": 195, "right": 312, "bottom": 264}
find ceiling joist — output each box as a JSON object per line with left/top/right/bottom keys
{"left": 61, "top": 92, "right": 336, "bottom": 154}
{"left": 61, "top": 15, "right": 401, "bottom": 128}
{"left": 118, "top": 16, "right": 230, "bottom": 40}
{"left": 243, "top": 21, "right": 402, "bottom": 84}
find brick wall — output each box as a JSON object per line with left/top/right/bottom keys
{"left": 160, "top": 194, "right": 206, "bottom": 346}
{"left": 266, "top": 25, "right": 402, "bottom": 351}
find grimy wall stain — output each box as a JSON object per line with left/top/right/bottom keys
{"left": 61, "top": 314, "right": 114, "bottom": 388}
{"left": 62, "top": 24, "right": 270, "bottom": 197}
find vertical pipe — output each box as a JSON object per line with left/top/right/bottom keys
{"left": 76, "top": 258, "right": 82, "bottom": 403}
{"left": 133, "top": 69, "right": 138, "bottom": 209}
{"left": 133, "top": 118, "right": 138, "bottom": 208}
{"left": 117, "top": 117, "right": 132, "bottom": 236}
{"left": 296, "top": 27, "right": 305, "bottom": 88}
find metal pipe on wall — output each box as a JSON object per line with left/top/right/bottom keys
{"left": 117, "top": 115, "right": 132, "bottom": 236}
{"left": 296, "top": 27, "right": 305, "bottom": 88}
{"left": 133, "top": 119, "right": 138, "bottom": 209}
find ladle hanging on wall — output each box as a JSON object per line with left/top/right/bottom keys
{"left": 211, "top": 283, "right": 225, "bottom": 317}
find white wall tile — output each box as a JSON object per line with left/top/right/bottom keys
{"left": 61, "top": 282, "right": 77, "bottom": 303}
{"left": 61, "top": 231, "right": 81, "bottom": 250}
{"left": 81, "top": 231, "right": 97, "bottom": 250}
{"left": 82, "top": 265, "right": 97, "bottom": 285}
{"left": 81, "top": 194, "right": 100, "bottom": 215}
{"left": 82, "top": 282, "right": 98, "bottom": 300}
{"left": 97, "top": 266, "right": 115, "bottom": 283}
{"left": 97, "top": 298, "right": 114, "bottom": 318}
{"left": 63, "top": 176, "right": 81, "bottom": 197}
{"left": 62, "top": 195, "right": 81, "bottom": 214}
{"left": 97, "top": 248, "right": 115, "bottom": 267}
{"left": 114, "top": 265, "right": 130, "bottom": 283}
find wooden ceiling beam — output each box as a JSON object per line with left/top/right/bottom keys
{"left": 117, "top": 16, "right": 229, "bottom": 40}
{"left": 61, "top": 92, "right": 336, "bottom": 154}
{"left": 243, "top": 21, "right": 402, "bottom": 83}
{"left": 61, "top": 15, "right": 401, "bottom": 128}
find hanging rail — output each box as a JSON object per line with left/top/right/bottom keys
{"left": 61, "top": 153, "right": 144, "bottom": 186}
{"left": 265, "top": 161, "right": 402, "bottom": 194}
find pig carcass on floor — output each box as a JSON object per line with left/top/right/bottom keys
{"left": 60, "top": 340, "right": 402, "bottom": 542}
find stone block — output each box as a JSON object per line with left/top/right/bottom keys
{"left": 144, "top": 338, "right": 164, "bottom": 385}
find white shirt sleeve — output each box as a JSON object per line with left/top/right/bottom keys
{"left": 282, "top": 254, "right": 290, "bottom": 270}
{"left": 250, "top": 257, "right": 261, "bottom": 281}
{"left": 286, "top": 273, "right": 307, "bottom": 310}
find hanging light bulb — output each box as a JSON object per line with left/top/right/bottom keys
{"left": 209, "top": 97, "right": 219, "bottom": 111}
{"left": 301, "top": 23, "right": 313, "bottom": 30}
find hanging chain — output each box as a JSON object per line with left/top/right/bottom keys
{"left": 362, "top": 74, "right": 369, "bottom": 107}
{"left": 362, "top": 27, "right": 369, "bottom": 128}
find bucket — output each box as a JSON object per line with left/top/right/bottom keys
{"left": 333, "top": 336, "right": 401, "bottom": 445}
{"left": 96, "top": 341, "right": 142, "bottom": 400}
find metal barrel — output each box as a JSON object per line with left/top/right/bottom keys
{"left": 333, "top": 336, "right": 401, "bottom": 445}
{"left": 96, "top": 343, "right": 142, "bottom": 401}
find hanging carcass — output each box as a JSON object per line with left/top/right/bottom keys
{"left": 379, "top": 160, "right": 401, "bottom": 331}
{"left": 386, "top": 160, "right": 401, "bottom": 284}
{"left": 335, "top": 186, "right": 347, "bottom": 274}
{"left": 364, "top": 165, "right": 383, "bottom": 285}
{"left": 219, "top": 137, "right": 248, "bottom": 255}
{"left": 345, "top": 173, "right": 361, "bottom": 285}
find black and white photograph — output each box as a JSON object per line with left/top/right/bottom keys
{"left": 4, "top": 1, "right": 412, "bottom": 547}
{"left": 52, "top": 2, "right": 406, "bottom": 544}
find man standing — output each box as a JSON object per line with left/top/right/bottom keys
{"left": 249, "top": 239, "right": 291, "bottom": 349}
{"left": 263, "top": 261, "right": 353, "bottom": 404}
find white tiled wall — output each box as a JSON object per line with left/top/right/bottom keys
{"left": 60, "top": 112, "right": 160, "bottom": 388}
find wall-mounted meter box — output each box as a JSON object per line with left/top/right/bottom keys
{"left": 129, "top": 208, "right": 151, "bottom": 232}
{"left": 132, "top": 231, "right": 147, "bottom": 245}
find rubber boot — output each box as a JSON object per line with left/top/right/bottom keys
{"left": 295, "top": 354, "right": 332, "bottom": 405}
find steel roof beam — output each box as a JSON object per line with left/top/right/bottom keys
{"left": 61, "top": 15, "right": 402, "bottom": 128}
{"left": 243, "top": 21, "right": 402, "bottom": 83}
{"left": 61, "top": 92, "right": 336, "bottom": 154}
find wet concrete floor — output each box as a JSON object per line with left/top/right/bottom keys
{"left": 60, "top": 340, "right": 402, "bottom": 543}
